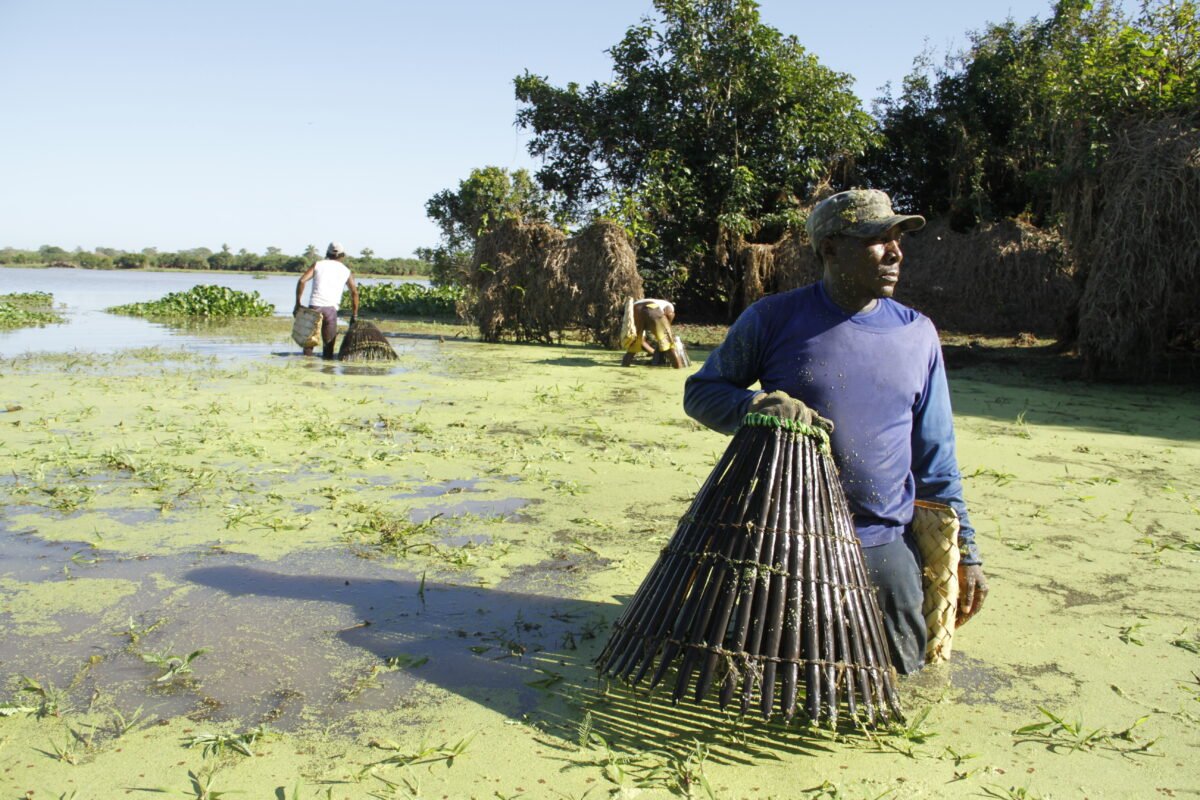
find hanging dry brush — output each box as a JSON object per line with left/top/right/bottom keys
{"left": 597, "top": 413, "right": 903, "bottom": 726}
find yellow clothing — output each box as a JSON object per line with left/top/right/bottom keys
{"left": 627, "top": 300, "right": 674, "bottom": 354}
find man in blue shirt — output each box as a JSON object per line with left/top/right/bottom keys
{"left": 683, "top": 189, "right": 987, "bottom": 674}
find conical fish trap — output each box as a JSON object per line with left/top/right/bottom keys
{"left": 597, "top": 413, "right": 903, "bottom": 725}
{"left": 338, "top": 320, "right": 399, "bottom": 362}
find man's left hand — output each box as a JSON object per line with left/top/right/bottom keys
{"left": 957, "top": 564, "right": 987, "bottom": 626}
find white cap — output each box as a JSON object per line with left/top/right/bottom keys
{"left": 326, "top": 241, "right": 346, "bottom": 258}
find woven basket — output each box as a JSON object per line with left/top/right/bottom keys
{"left": 597, "top": 413, "right": 903, "bottom": 726}
{"left": 338, "top": 320, "right": 398, "bottom": 362}
{"left": 912, "top": 500, "right": 960, "bottom": 664}
{"left": 673, "top": 334, "right": 690, "bottom": 368}
{"left": 291, "top": 307, "right": 323, "bottom": 348}
{"left": 619, "top": 297, "right": 638, "bottom": 351}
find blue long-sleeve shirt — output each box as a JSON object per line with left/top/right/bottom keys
{"left": 683, "top": 281, "right": 981, "bottom": 565}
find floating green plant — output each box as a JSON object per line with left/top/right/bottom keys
{"left": 185, "top": 725, "right": 267, "bottom": 758}
{"left": 108, "top": 285, "right": 273, "bottom": 318}
{"left": 0, "top": 291, "right": 63, "bottom": 330}
{"left": 1013, "top": 707, "right": 1157, "bottom": 755}
{"left": 141, "top": 646, "right": 209, "bottom": 683}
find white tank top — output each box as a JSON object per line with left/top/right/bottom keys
{"left": 309, "top": 259, "right": 351, "bottom": 308}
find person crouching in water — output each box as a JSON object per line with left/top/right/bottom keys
{"left": 295, "top": 241, "right": 359, "bottom": 359}
{"left": 623, "top": 299, "right": 683, "bottom": 368}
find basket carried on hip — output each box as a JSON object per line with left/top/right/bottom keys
{"left": 912, "top": 500, "right": 960, "bottom": 664}
{"left": 291, "top": 307, "right": 323, "bottom": 349}
{"left": 597, "top": 413, "right": 903, "bottom": 726}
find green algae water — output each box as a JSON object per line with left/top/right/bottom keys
{"left": 0, "top": 322, "right": 1198, "bottom": 798}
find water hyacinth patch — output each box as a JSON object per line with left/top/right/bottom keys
{"left": 0, "top": 291, "right": 63, "bottom": 330}
{"left": 347, "top": 282, "right": 462, "bottom": 318}
{"left": 108, "top": 285, "right": 274, "bottom": 318}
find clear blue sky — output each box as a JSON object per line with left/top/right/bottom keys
{"left": 1, "top": 0, "right": 1068, "bottom": 259}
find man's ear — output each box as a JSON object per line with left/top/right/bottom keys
{"left": 818, "top": 236, "right": 837, "bottom": 266}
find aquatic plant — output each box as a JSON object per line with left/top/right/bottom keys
{"left": 364, "top": 732, "right": 476, "bottom": 773}
{"left": 1013, "top": 707, "right": 1157, "bottom": 755}
{"left": 108, "top": 285, "right": 274, "bottom": 318}
{"left": 185, "top": 725, "right": 267, "bottom": 758}
{"left": 105, "top": 704, "right": 149, "bottom": 738}
{"left": 0, "top": 291, "right": 63, "bottom": 329}
{"left": 141, "top": 646, "right": 209, "bottom": 683}
{"left": 18, "top": 675, "right": 70, "bottom": 718}
{"left": 349, "top": 282, "right": 462, "bottom": 318}
{"left": 149, "top": 766, "right": 233, "bottom": 799}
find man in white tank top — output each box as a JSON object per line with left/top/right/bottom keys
{"left": 295, "top": 241, "right": 360, "bottom": 358}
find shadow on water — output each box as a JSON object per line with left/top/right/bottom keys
{"left": 0, "top": 524, "right": 865, "bottom": 760}
{"left": 184, "top": 562, "right": 840, "bottom": 763}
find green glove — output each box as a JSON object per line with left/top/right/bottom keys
{"left": 749, "top": 390, "right": 835, "bottom": 433}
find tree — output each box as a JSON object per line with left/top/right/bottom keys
{"left": 514, "top": 0, "right": 877, "bottom": 316}
{"left": 114, "top": 252, "right": 147, "bottom": 269}
{"left": 421, "top": 166, "right": 550, "bottom": 286}
{"left": 863, "top": 0, "right": 1200, "bottom": 227}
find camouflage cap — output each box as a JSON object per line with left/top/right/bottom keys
{"left": 805, "top": 189, "right": 925, "bottom": 253}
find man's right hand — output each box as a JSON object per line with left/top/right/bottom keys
{"left": 749, "top": 390, "right": 834, "bottom": 433}
{"left": 293, "top": 303, "right": 301, "bottom": 317}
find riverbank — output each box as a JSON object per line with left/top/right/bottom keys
{"left": 1, "top": 325, "right": 1197, "bottom": 798}
{"left": 0, "top": 262, "right": 430, "bottom": 280}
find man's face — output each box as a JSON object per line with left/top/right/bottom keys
{"left": 822, "top": 226, "right": 904, "bottom": 309}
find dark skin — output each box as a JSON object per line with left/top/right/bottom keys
{"left": 820, "top": 226, "right": 989, "bottom": 626}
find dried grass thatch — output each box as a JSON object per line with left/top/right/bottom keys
{"left": 730, "top": 215, "right": 1073, "bottom": 336}
{"left": 895, "top": 218, "right": 1075, "bottom": 336}
{"left": 563, "top": 220, "right": 643, "bottom": 347}
{"left": 1063, "top": 116, "right": 1200, "bottom": 377}
{"left": 471, "top": 220, "right": 571, "bottom": 344}
{"left": 469, "top": 219, "right": 641, "bottom": 346}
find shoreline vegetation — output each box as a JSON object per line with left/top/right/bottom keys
{"left": 0, "top": 247, "right": 432, "bottom": 278}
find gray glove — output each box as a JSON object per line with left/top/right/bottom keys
{"left": 749, "top": 390, "right": 834, "bottom": 433}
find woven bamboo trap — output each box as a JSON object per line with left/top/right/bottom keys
{"left": 597, "top": 413, "right": 903, "bottom": 726}
{"left": 338, "top": 320, "right": 399, "bottom": 362}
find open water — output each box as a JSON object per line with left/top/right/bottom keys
{"left": 0, "top": 266, "right": 423, "bottom": 356}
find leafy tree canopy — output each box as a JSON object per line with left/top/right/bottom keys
{"left": 420, "top": 166, "right": 550, "bottom": 286}
{"left": 865, "top": 0, "right": 1199, "bottom": 227}
{"left": 514, "top": 0, "right": 876, "bottom": 315}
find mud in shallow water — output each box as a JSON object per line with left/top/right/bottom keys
{"left": 1, "top": 334, "right": 1198, "bottom": 798}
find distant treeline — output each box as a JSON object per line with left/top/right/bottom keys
{"left": 0, "top": 245, "right": 432, "bottom": 277}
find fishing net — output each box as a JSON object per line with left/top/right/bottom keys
{"left": 598, "top": 414, "right": 903, "bottom": 726}
{"left": 337, "top": 320, "right": 399, "bottom": 362}
{"left": 291, "top": 308, "right": 322, "bottom": 349}
{"left": 911, "top": 500, "right": 960, "bottom": 664}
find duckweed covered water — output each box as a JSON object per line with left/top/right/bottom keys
{"left": 0, "top": 325, "right": 1198, "bottom": 798}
